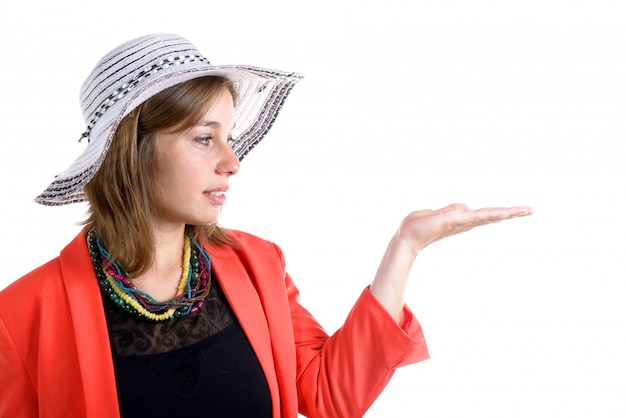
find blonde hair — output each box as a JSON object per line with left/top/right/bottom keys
{"left": 83, "top": 76, "right": 237, "bottom": 276}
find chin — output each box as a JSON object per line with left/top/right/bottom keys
{"left": 199, "top": 217, "right": 221, "bottom": 226}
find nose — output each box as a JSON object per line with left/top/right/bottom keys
{"left": 216, "top": 142, "right": 241, "bottom": 176}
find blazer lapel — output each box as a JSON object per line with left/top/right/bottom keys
{"left": 59, "top": 232, "right": 120, "bottom": 417}
{"left": 208, "top": 244, "right": 281, "bottom": 416}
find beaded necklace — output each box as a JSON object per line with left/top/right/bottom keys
{"left": 88, "top": 229, "right": 212, "bottom": 321}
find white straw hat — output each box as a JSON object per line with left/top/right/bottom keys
{"left": 36, "top": 33, "right": 303, "bottom": 205}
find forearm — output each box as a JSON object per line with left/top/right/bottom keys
{"left": 369, "top": 233, "right": 419, "bottom": 323}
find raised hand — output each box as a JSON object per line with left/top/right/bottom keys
{"left": 370, "top": 203, "right": 534, "bottom": 321}
{"left": 396, "top": 203, "right": 534, "bottom": 254}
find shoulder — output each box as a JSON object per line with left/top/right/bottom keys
{"left": 225, "top": 229, "right": 267, "bottom": 243}
{"left": 209, "top": 229, "right": 286, "bottom": 268}
{"left": 227, "top": 229, "right": 280, "bottom": 251}
{"left": 0, "top": 232, "right": 87, "bottom": 309}
{"left": 0, "top": 257, "right": 64, "bottom": 330}
{"left": 0, "top": 257, "right": 62, "bottom": 301}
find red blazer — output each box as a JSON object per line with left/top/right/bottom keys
{"left": 0, "top": 230, "right": 429, "bottom": 418}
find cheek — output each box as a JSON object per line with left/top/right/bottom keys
{"left": 158, "top": 154, "right": 206, "bottom": 191}
{"left": 154, "top": 154, "right": 186, "bottom": 192}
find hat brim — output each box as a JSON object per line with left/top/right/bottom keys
{"left": 35, "top": 64, "right": 302, "bottom": 206}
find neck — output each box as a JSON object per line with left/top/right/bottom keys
{"left": 132, "top": 225, "right": 188, "bottom": 302}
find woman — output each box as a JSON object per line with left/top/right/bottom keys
{"left": 0, "top": 33, "right": 533, "bottom": 417}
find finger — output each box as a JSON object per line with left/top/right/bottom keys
{"left": 486, "top": 206, "right": 533, "bottom": 219}
{"left": 471, "top": 206, "right": 533, "bottom": 225}
{"left": 507, "top": 206, "right": 534, "bottom": 217}
{"left": 438, "top": 203, "right": 469, "bottom": 213}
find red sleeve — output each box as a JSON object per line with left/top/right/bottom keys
{"left": 283, "top": 258, "right": 430, "bottom": 417}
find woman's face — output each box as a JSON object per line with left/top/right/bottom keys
{"left": 152, "top": 88, "right": 240, "bottom": 230}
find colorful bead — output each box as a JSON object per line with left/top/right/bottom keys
{"left": 88, "top": 229, "right": 212, "bottom": 322}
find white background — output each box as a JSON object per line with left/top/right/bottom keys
{"left": 1, "top": 1, "right": 624, "bottom": 417}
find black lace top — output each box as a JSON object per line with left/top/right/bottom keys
{"left": 101, "top": 279, "right": 272, "bottom": 417}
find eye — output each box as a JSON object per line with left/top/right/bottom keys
{"left": 227, "top": 137, "right": 235, "bottom": 147}
{"left": 196, "top": 135, "right": 213, "bottom": 145}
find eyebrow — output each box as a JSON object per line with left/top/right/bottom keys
{"left": 199, "top": 120, "right": 236, "bottom": 130}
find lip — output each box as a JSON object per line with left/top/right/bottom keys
{"left": 203, "top": 185, "right": 229, "bottom": 206}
